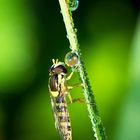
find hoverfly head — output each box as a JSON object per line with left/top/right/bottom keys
{"left": 49, "top": 59, "right": 67, "bottom": 75}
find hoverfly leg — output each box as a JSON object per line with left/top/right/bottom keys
{"left": 72, "top": 83, "right": 84, "bottom": 88}
{"left": 66, "top": 64, "right": 80, "bottom": 81}
{"left": 67, "top": 83, "right": 84, "bottom": 91}
{"left": 67, "top": 97, "right": 85, "bottom": 104}
{"left": 67, "top": 83, "right": 84, "bottom": 104}
{"left": 66, "top": 71, "right": 74, "bottom": 80}
{"left": 72, "top": 97, "right": 85, "bottom": 103}
{"left": 67, "top": 93, "right": 73, "bottom": 104}
{"left": 68, "top": 96, "right": 95, "bottom": 106}
{"left": 67, "top": 86, "right": 74, "bottom": 90}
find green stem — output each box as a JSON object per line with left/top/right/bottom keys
{"left": 58, "top": 0, "right": 106, "bottom": 140}
{"left": 59, "top": 0, "right": 78, "bottom": 51}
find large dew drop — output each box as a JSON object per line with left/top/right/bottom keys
{"left": 69, "top": 0, "right": 79, "bottom": 11}
{"left": 65, "top": 51, "right": 79, "bottom": 67}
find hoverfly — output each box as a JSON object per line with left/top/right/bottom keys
{"left": 48, "top": 52, "right": 82, "bottom": 140}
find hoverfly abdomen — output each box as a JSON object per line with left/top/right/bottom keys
{"left": 58, "top": 115, "right": 70, "bottom": 122}
{"left": 56, "top": 96, "right": 67, "bottom": 112}
{"left": 56, "top": 105, "right": 67, "bottom": 112}
{"left": 55, "top": 96, "right": 72, "bottom": 140}
{"left": 55, "top": 96, "right": 65, "bottom": 102}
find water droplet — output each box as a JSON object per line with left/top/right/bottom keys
{"left": 66, "top": 34, "right": 69, "bottom": 39}
{"left": 65, "top": 51, "right": 79, "bottom": 67}
{"left": 69, "top": 0, "right": 79, "bottom": 11}
{"left": 74, "top": 28, "right": 78, "bottom": 33}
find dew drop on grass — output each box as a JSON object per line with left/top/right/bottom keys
{"left": 74, "top": 28, "right": 78, "bottom": 33}
{"left": 65, "top": 51, "right": 79, "bottom": 67}
{"left": 69, "top": 0, "right": 79, "bottom": 11}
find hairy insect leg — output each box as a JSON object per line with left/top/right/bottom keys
{"left": 67, "top": 83, "right": 84, "bottom": 104}
{"left": 66, "top": 71, "right": 74, "bottom": 81}
{"left": 67, "top": 96, "right": 87, "bottom": 104}
{"left": 68, "top": 97, "right": 95, "bottom": 105}
{"left": 66, "top": 65, "right": 80, "bottom": 81}
{"left": 72, "top": 97, "right": 85, "bottom": 103}
{"left": 66, "top": 79, "right": 90, "bottom": 105}
{"left": 67, "top": 83, "right": 84, "bottom": 90}
{"left": 67, "top": 91, "right": 95, "bottom": 105}
{"left": 67, "top": 93, "right": 73, "bottom": 104}
{"left": 67, "top": 92, "right": 85, "bottom": 104}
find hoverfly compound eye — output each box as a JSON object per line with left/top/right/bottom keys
{"left": 54, "top": 65, "right": 67, "bottom": 74}
{"left": 49, "top": 65, "right": 54, "bottom": 73}
{"left": 65, "top": 51, "right": 79, "bottom": 67}
{"left": 49, "top": 60, "right": 67, "bottom": 74}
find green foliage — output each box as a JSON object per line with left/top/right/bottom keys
{"left": 115, "top": 14, "right": 140, "bottom": 140}
{"left": 0, "top": 0, "right": 139, "bottom": 140}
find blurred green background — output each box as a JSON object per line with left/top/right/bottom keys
{"left": 0, "top": 0, "right": 140, "bottom": 140}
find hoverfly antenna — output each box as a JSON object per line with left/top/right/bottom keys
{"left": 52, "top": 59, "right": 59, "bottom": 65}
{"left": 52, "top": 59, "right": 56, "bottom": 65}
{"left": 56, "top": 59, "right": 59, "bottom": 64}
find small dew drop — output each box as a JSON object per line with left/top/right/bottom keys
{"left": 69, "top": 0, "right": 79, "bottom": 11}
{"left": 66, "top": 34, "right": 69, "bottom": 39}
{"left": 74, "top": 28, "right": 78, "bottom": 33}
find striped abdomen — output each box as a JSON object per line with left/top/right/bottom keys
{"left": 54, "top": 96, "right": 72, "bottom": 140}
